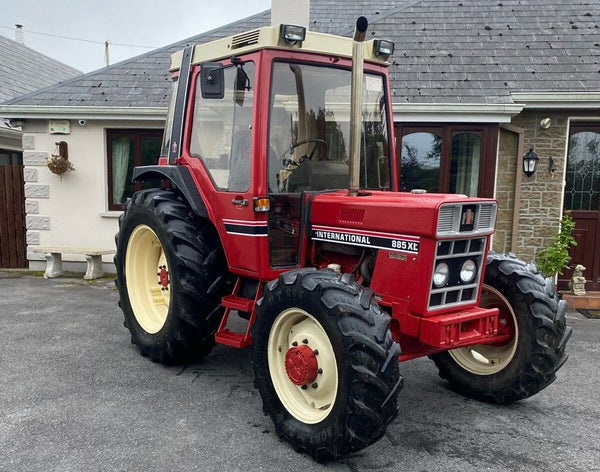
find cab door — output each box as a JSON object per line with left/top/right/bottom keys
{"left": 186, "top": 60, "right": 268, "bottom": 275}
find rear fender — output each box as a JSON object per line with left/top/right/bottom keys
{"left": 132, "top": 165, "right": 208, "bottom": 218}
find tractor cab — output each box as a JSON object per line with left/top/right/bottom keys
{"left": 156, "top": 24, "right": 395, "bottom": 280}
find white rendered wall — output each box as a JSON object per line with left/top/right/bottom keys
{"left": 23, "top": 119, "right": 164, "bottom": 273}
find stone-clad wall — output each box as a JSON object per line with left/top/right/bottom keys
{"left": 494, "top": 127, "right": 518, "bottom": 254}
{"left": 494, "top": 110, "right": 599, "bottom": 263}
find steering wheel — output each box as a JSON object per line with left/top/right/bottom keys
{"left": 289, "top": 138, "right": 328, "bottom": 162}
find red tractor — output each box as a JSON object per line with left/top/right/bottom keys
{"left": 115, "top": 19, "right": 571, "bottom": 460}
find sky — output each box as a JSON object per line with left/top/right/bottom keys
{"left": 0, "top": 0, "right": 271, "bottom": 73}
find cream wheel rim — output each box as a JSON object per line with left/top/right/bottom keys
{"left": 448, "top": 284, "right": 518, "bottom": 375}
{"left": 267, "top": 308, "right": 338, "bottom": 424}
{"left": 125, "top": 225, "right": 170, "bottom": 334}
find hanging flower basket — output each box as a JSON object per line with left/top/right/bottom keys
{"left": 47, "top": 141, "right": 74, "bottom": 176}
{"left": 47, "top": 154, "right": 74, "bottom": 175}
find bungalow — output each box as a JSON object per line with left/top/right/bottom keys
{"left": 0, "top": 32, "right": 81, "bottom": 268}
{"left": 1, "top": 0, "right": 599, "bottom": 291}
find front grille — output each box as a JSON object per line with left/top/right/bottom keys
{"left": 436, "top": 202, "right": 496, "bottom": 237}
{"left": 428, "top": 237, "right": 486, "bottom": 310}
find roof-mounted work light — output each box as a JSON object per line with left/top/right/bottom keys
{"left": 374, "top": 39, "right": 395, "bottom": 59}
{"left": 281, "top": 24, "right": 306, "bottom": 43}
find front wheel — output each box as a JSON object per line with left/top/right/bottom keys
{"left": 430, "top": 252, "right": 572, "bottom": 403}
{"left": 252, "top": 269, "right": 403, "bottom": 461}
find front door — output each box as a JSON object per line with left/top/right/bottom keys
{"left": 561, "top": 122, "right": 600, "bottom": 291}
{"left": 0, "top": 150, "right": 27, "bottom": 268}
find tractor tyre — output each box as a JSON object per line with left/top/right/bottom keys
{"left": 430, "top": 252, "right": 572, "bottom": 403}
{"left": 115, "top": 189, "right": 227, "bottom": 365}
{"left": 252, "top": 268, "right": 403, "bottom": 461}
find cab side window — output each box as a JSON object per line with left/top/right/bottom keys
{"left": 190, "top": 62, "right": 255, "bottom": 192}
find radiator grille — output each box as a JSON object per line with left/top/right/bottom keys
{"left": 428, "top": 237, "right": 486, "bottom": 310}
{"left": 436, "top": 202, "right": 496, "bottom": 237}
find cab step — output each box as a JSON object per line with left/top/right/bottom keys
{"left": 215, "top": 328, "right": 253, "bottom": 348}
{"left": 221, "top": 295, "right": 255, "bottom": 312}
{"left": 214, "top": 279, "right": 262, "bottom": 348}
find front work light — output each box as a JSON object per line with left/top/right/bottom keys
{"left": 281, "top": 24, "right": 306, "bottom": 43}
{"left": 374, "top": 39, "right": 395, "bottom": 58}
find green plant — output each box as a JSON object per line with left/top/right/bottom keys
{"left": 535, "top": 214, "right": 577, "bottom": 277}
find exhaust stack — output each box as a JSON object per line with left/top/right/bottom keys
{"left": 348, "top": 16, "right": 368, "bottom": 196}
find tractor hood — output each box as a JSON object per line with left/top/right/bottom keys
{"left": 309, "top": 190, "right": 497, "bottom": 242}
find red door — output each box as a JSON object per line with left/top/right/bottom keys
{"left": 560, "top": 122, "right": 600, "bottom": 291}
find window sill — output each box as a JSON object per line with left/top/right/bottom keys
{"left": 100, "top": 211, "right": 123, "bottom": 218}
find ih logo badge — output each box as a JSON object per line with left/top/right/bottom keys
{"left": 460, "top": 206, "right": 476, "bottom": 231}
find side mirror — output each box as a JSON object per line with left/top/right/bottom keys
{"left": 200, "top": 62, "right": 224, "bottom": 99}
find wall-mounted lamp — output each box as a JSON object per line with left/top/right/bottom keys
{"left": 523, "top": 148, "right": 539, "bottom": 177}
{"left": 549, "top": 156, "right": 556, "bottom": 173}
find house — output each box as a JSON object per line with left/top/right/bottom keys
{"left": 0, "top": 32, "right": 81, "bottom": 268}
{"left": 1, "top": 0, "right": 599, "bottom": 291}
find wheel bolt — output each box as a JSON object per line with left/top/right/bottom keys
{"left": 313, "top": 349, "right": 319, "bottom": 356}
{"left": 302, "top": 338, "right": 308, "bottom": 344}
{"left": 301, "top": 385, "right": 308, "bottom": 390}
{"left": 311, "top": 383, "right": 318, "bottom": 389}
{"left": 317, "top": 368, "right": 323, "bottom": 374}
{"left": 291, "top": 341, "right": 298, "bottom": 347}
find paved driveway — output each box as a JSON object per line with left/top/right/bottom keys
{"left": 1, "top": 272, "right": 599, "bottom": 472}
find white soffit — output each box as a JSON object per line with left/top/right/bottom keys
{"left": 511, "top": 92, "right": 600, "bottom": 109}
{"left": 392, "top": 103, "right": 523, "bottom": 123}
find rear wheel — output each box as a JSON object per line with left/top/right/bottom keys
{"left": 430, "top": 252, "right": 572, "bottom": 402}
{"left": 252, "top": 268, "right": 403, "bottom": 460}
{"left": 115, "top": 189, "right": 227, "bottom": 364}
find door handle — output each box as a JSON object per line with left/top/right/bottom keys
{"left": 231, "top": 198, "right": 248, "bottom": 206}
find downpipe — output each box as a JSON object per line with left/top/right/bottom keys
{"left": 348, "top": 16, "right": 368, "bottom": 196}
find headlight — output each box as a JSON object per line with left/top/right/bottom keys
{"left": 460, "top": 259, "right": 477, "bottom": 283}
{"left": 433, "top": 262, "right": 450, "bottom": 287}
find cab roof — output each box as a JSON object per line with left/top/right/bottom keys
{"left": 170, "top": 24, "right": 390, "bottom": 71}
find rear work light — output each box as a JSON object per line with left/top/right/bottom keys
{"left": 374, "top": 39, "right": 395, "bottom": 59}
{"left": 281, "top": 24, "right": 306, "bottom": 43}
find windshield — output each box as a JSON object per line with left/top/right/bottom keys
{"left": 268, "top": 62, "right": 391, "bottom": 193}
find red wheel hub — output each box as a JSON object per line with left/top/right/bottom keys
{"left": 284, "top": 345, "right": 319, "bottom": 386}
{"left": 158, "top": 266, "right": 169, "bottom": 288}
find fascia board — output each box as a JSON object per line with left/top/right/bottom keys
{"left": 510, "top": 92, "right": 600, "bottom": 109}
{"left": 0, "top": 106, "right": 167, "bottom": 121}
{"left": 392, "top": 103, "right": 524, "bottom": 123}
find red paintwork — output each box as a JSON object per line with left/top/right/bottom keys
{"left": 161, "top": 45, "right": 506, "bottom": 359}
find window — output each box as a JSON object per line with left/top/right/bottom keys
{"left": 397, "top": 124, "right": 497, "bottom": 197}
{"left": 107, "top": 129, "right": 162, "bottom": 210}
{"left": 565, "top": 123, "right": 600, "bottom": 211}
{"left": 267, "top": 62, "right": 391, "bottom": 193}
{"left": 190, "top": 62, "right": 255, "bottom": 192}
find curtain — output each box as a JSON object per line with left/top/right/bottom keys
{"left": 112, "top": 137, "right": 131, "bottom": 205}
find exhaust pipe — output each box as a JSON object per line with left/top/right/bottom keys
{"left": 348, "top": 16, "right": 368, "bottom": 196}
